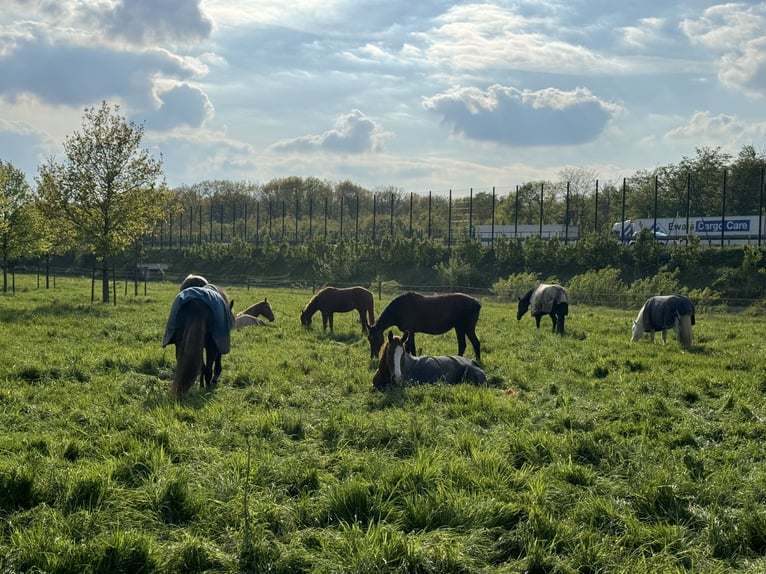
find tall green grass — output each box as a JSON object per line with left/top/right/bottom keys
{"left": 0, "top": 275, "right": 763, "bottom": 572}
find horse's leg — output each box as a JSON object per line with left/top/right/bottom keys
{"left": 661, "top": 329, "right": 668, "bottom": 344}
{"left": 405, "top": 332, "right": 417, "bottom": 355}
{"left": 321, "top": 312, "right": 328, "bottom": 330}
{"left": 466, "top": 329, "right": 481, "bottom": 361}
{"left": 556, "top": 313, "right": 565, "bottom": 335}
{"left": 534, "top": 315, "right": 542, "bottom": 329}
{"left": 210, "top": 352, "right": 222, "bottom": 387}
{"left": 357, "top": 309, "right": 366, "bottom": 333}
{"left": 550, "top": 313, "right": 557, "bottom": 332}
{"left": 455, "top": 328, "right": 467, "bottom": 356}
{"left": 648, "top": 330, "right": 655, "bottom": 343}
{"left": 328, "top": 313, "right": 334, "bottom": 332}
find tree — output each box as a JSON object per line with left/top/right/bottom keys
{"left": 37, "top": 101, "right": 169, "bottom": 302}
{"left": 0, "top": 160, "right": 46, "bottom": 292}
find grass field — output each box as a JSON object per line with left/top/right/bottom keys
{"left": 1, "top": 276, "right": 765, "bottom": 573}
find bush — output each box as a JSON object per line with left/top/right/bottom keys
{"left": 567, "top": 267, "right": 627, "bottom": 306}
{"left": 491, "top": 272, "right": 540, "bottom": 302}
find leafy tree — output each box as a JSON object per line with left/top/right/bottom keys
{"left": 37, "top": 101, "right": 169, "bottom": 302}
{"left": 0, "top": 160, "right": 47, "bottom": 292}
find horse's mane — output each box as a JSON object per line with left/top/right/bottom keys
{"left": 302, "top": 287, "right": 330, "bottom": 314}
{"left": 519, "top": 288, "right": 534, "bottom": 305}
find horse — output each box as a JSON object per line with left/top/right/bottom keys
{"left": 234, "top": 314, "right": 265, "bottom": 328}
{"left": 238, "top": 298, "right": 275, "bottom": 324}
{"left": 162, "top": 284, "right": 235, "bottom": 397}
{"left": 517, "top": 283, "right": 569, "bottom": 335}
{"left": 372, "top": 331, "right": 486, "bottom": 390}
{"left": 632, "top": 295, "right": 695, "bottom": 348}
{"left": 366, "top": 292, "right": 481, "bottom": 360}
{"left": 300, "top": 286, "right": 375, "bottom": 333}
{"left": 179, "top": 273, "right": 209, "bottom": 291}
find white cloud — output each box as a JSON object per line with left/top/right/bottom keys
{"left": 269, "top": 110, "right": 391, "bottom": 154}
{"left": 663, "top": 110, "right": 766, "bottom": 148}
{"left": 681, "top": 3, "right": 766, "bottom": 97}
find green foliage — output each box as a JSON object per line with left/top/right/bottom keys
{"left": 490, "top": 272, "right": 540, "bottom": 301}
{"left": 567, "top": 266, "right": 627, "bottom": 305}
{"left": 36, "top": 101, "right": 169, "bottom": 302}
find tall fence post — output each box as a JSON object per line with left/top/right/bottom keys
{"left": 428, "top": 191, "right": 432, "bottom": 239}
{"left": 721, "top": 169, "right": 727, "bottom": 248}
{"left": 759, "top": 165, "right": 764, "bottom": 247}
{"left": 653, "top": 174, "right": 658, "bottom": 236}
{"left": 491, "top": 186, "right": 496, "bottom": 249}
{"left": 448, "top": 189, "right": 452, "bottom": 254}
{"left": 539, "top": 183, "right": 544, "bottom": 236}
{"left": 620, "top": 178, "right": 627, "bottom": 242}
{"left": 565, "top": 182, "right": 571, "bottom": 245}
{"left": 594, "top": 179, "right": 599, "bottom": 232}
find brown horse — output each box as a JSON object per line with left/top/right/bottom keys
{"left": 239, "top": 299, "right": 275, "bottom": 323}
{"left": 300, "top": 286, "right": 375, "bottom": 333}
{"left": 162, "top": 285, "right": 235, "bottom": 397}
{"left": 180, "top": 273, "right": 209, "bottom": 290}
{"left": 367, "top": 292, "right": 482, "bottom": 360}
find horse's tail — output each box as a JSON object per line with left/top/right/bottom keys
{"left": 172, "top": 315, "right": 205, "bottom": 397}
{"left": 677, "top": 313, "right": 693, "bottom": 348}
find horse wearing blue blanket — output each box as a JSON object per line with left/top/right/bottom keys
{"left": 631, "top": 295, "right": 695, "bottom": 349}
{"left": 372, "top": 331, "right": 486, "bottom": 390}
{"left": 517, "top": 283, "right": 569, "bottom": 335}
{"left": 163, "top": 279, "right": 235, "bottom": 397}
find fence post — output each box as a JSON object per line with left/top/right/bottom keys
{"left": 514, "top": 185, "right": 519, "bottom": 238}
{"left": 653, "top": 174, "right": 658, "bottom": 236}
{"left": 390, "top": 192, "right": 394, "bottom": 238}
{"left": 539, "top": 183, "right": 544, "bottom": 236}
{"left": 491, "top": 187, "right": 496, "bottom": 249}
{"left": 594, "top": 179, "right": 599, "bottom": 232}
{"left": 469, "top": 187, "right": 473, "bottom": 239}
{"left": 428, "top": 191, "right": 432, "bottom": 239}
{"left": 759, "top": 165, "right": 764, "bottom": 247}
{"left": 565, "top": 182, "right": 571, "bottom": 245}
{"left": 621, "top": 178, "right": 627, "bottom": 242}
{"left": 409, "top": 192, "right": 413, "bottom": 238}
{"left": 448, "top": 189, "right": 452, "bottom": 254}
{"left": 686, "top": 173, "right": 691, "bottom": 244}
{"left": 721, "top": 169, "right": 727, "bottom": 248}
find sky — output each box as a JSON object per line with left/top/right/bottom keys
{"left": 1, "top": 0, "right": 766, "bottom": 195}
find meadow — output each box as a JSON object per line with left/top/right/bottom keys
{"left": 1, "top": 276, "right": 765, "bottom": 573}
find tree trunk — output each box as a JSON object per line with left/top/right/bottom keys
{"left": 101, "top": 258, "right": 110, "bottom": 303}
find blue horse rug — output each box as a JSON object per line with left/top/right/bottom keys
{"left": 162, "top": 285, "right": 233, "bottom": 354}
{"left": 640, "top": 295, "right": 695, "bottom": 331}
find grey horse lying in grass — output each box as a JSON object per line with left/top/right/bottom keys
{"left": 372, "top": 331, "right": 486, "bottom": 390}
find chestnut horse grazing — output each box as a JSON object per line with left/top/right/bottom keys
{"left": 162, "top": 284, "right": 235, "bottom": 397}
{"left": 372, "top": 331, "right": 486, "bottom": 390}
{"left": 300, "top": 286, "right": 375, "bottom": 333}
{"left": 367, "top": 292, "right": 482, "bottom": 360}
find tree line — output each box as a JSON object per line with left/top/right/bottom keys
{"left": 1, "top": 101, "right": 765, "bottom": 302}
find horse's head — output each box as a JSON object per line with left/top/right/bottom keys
{"left": 367, "top": 323, "right": 384, "bottom": 358}
{"left": 631, "top": 308, "right": 644, "bottom": 342}
{"left": 516, "top": 297, "right": 529, "bottom": 320}
{"left": 300, "top": 307, "right": 312, "bottom": 327}
{"left": 261, "top": 298, "right": 275, "bottom": 322}
{"left": 180, "top": 274, "right": 208, "bottom": 291}
{"left": 517, "top": 287, "right": 534, "bottom": 320}
{"left": 372, "top": 330, "right": 408, "bottom": 390}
